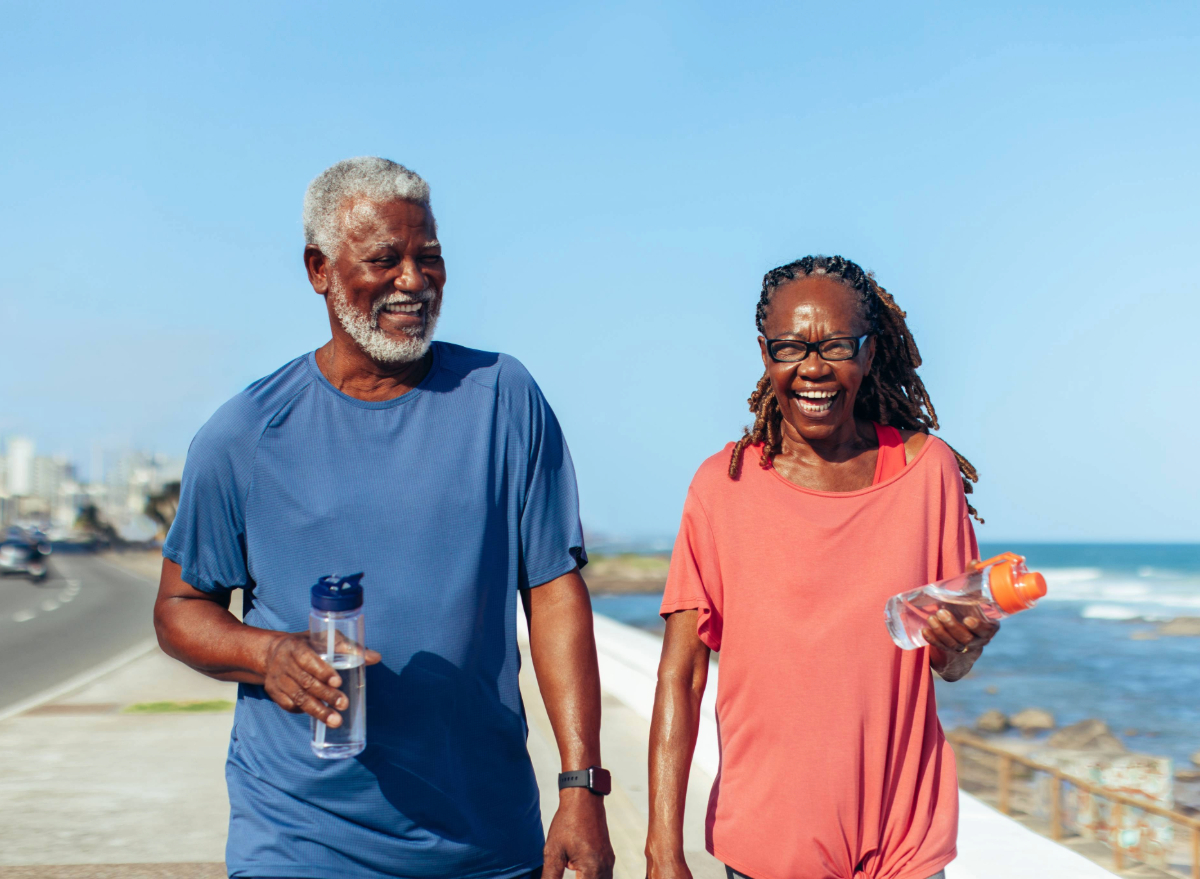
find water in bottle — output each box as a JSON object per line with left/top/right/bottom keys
{"left": 309, "top": 573, "right": 367, "bottom": 759}
{"left": 884, "top": 552, "right": 1047, "bottom": 650}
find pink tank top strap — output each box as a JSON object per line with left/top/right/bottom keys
{"left": 872, "top": 423, "right": 908, "bottom": 484}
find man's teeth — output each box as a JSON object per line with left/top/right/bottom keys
{"left": 382, "top": 302, "right": 422, "bottom": 314}
{"left": 795, "top": 390, "right": 838, "bottom": 412}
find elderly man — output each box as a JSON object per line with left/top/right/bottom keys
{"left": 154, "top": 157, "right": 614, "bottom": 879}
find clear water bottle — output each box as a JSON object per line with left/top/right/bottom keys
{"left": 309, "top": 573, "right": 367, "bottom": 759}
{"left": 884, "top": 552, "right": 1047, "bottom": 650}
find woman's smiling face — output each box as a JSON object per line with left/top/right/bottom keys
{"left": 758, "top": 274, "right": 876, "bottom": 444}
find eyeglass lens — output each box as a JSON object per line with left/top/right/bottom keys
{"left": 769, "top": 337, "right": 860, "bottom": 362}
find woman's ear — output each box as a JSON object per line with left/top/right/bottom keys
{"left": 861, "top": 334, "right": 876, "bottom": 377}
{"left": 758, "top": 335, "right": 771, "bottom": 370}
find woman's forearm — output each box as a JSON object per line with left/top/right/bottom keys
{"left": 646, "top": 674, "right": 703, "bottom": 859}
{"left": 646, "top": 611, "right": 710, "bottom": 874}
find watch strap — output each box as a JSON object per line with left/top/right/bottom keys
{"left": 558, "top": 769, "right": 591, "bottom": 788}
{"left": 557, "top": 766, "right": 611, "bottom": 795}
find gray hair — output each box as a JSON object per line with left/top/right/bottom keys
{"left": 302, "top": 157, "right": 434, "bottom": 259}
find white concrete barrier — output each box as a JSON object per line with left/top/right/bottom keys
{"left": 588, "top": 611, "right": 1118, "bottom": 879}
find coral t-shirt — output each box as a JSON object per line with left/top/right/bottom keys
{"left": 660, "top": 431, "right": 977, "bottom": 879}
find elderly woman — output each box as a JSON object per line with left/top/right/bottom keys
{"left": 645, "top": 256, "right": 998, "bottom": 879}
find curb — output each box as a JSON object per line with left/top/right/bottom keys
{"left": 0, "top": 638, "right": 159, "bottom": 724}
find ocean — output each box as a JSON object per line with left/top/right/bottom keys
{"left": 591, "top": 543, "right": 1200, "bottom": 769}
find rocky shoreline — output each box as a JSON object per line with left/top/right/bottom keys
{"left": 582, "top": 553, "right": 669, "bottom": 595}
{"left": 951, "top": 710, "right": 1200, "bottom": 814}
{"left": 1130, "top": 615, "right": 1200, "bottom": 639}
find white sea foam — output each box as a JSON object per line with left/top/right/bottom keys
{"left": 1043, "top": 567, "right": 1104, "bottom": 583}
{"left": 1081, "top": 604, "right": 1144, "bottom": 621}
{"left": 1036, "top": 567, "right": 1200, "bottom": 618}
{"left": 1138, "top": 566, "right": 1187, "bottom": 579}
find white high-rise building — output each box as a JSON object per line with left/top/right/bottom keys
{"left": 98, "top": 449, "right": 185, "bottom": 540}
{"left": 6, "top": 437, "right": 34, "bottom": 497}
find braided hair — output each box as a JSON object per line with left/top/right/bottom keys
{"left": 728, "top": 254, "right": 982, "bottom": 522}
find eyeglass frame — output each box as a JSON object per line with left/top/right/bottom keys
{"left": 763, "top": 333, "right": 871, "bottom": 364}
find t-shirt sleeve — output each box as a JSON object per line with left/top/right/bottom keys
{"left": 660, "top": 487, "right": 724, "bottom": 651}
{"left": 936, "top": 445, "right": 981, "bottom": 580}
{"left": 509, "top": 364, "right": 586, "bottom": 589}
{"left": 162, "top": 399, "right": 258, "bottom": 595}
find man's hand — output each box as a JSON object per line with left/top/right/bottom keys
{"left": 543, "top": 788, "right": 614, "bottom": 879}
{"left": 154, "top": 558, "right": 383, "bottom": 721}
{"left": 261, "top": 632, "right": 381, "bottom": 727}
{"left": 925, "top": 607, "right": 999, "bottom": 682}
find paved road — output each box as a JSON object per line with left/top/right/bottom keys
{"left": 0, "top": 553, "right": 159, "bottom": 714}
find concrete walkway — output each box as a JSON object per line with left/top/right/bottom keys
{"left": 0, "top": 638, "right": 719, "bottom": 878}
{"left": 519, "top": 641, "right": 724, "bottom": 879}
{"left": 0, "top": 645, "right": 233, "bottom": 876}
{"left": 0, "top": 552, "right": 1118, "bottom": 879}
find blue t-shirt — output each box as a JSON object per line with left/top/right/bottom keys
{"left": 164, "top": 343, "right": 585, "bottom": 879}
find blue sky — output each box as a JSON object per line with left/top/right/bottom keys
{"left": 1, "top": 1, "right": 1197, "bottom": 541}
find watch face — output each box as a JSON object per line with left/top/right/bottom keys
{"left": 589, "top": 767, "right": 612, "bottom": 796}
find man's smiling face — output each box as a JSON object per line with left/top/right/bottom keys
{"left": 319, "top": 197, "right": 446, "bottom": 364}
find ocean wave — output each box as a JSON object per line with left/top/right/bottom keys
{"left": 1138, "top": 566, "right": 1189, "bottom": 579}
{"left": 1081, "top": 604, "right": 1145, "bottom": 621}
{"left": 1040, "top": 567, "right": 1103, "bottom": 584}
{"left": 1035, "top": 567, "right": 1200, "bottom": 616}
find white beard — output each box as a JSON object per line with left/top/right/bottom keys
{"left": 329, "top": 277, "right": 440, "bottom": 364}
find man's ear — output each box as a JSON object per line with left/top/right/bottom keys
{"left": 304, "top": 245, "right": 331, "bottom": 295}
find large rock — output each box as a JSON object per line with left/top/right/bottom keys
{"left": 975, "top": 709, "right": 1009, "bottom": 733}
{"left": 1011, "top": 708, "right": 1056, "bottom": 734}
{"left": 1159, "top": 617, "right": 1200, "bottom": 637}
{"left": 1046, "top": 718, "right": 1126, "bottom": 752}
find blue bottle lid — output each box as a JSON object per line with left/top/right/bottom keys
{"left": 311, "top": 573, "right": 364, "bottom": 611}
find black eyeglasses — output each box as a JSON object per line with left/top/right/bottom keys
{"left": 765, "top": 334, "right": 870, "bottom": 363}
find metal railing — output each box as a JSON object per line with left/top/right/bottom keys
{"left": 946, "top": 730, "right": 1200, "bottom": 878}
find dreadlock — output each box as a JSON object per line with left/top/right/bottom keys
{"left": 728, "top": 254, "right": 982, "bottom": 522}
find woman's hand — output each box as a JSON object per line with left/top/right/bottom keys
{"left": 645, "top": 848, "right": 694, "bottom": 879}
{"left": 923, "top": 608, "right": 998, "bottom": 682}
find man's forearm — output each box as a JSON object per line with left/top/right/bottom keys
{"left": 524, "top": 570, "right": 614, "bottom": 879}
{"left": 524, "top": 571, "right": 603, "bottom": 770}
{"left": 154, "top": 558, "right": 277, "bottom": 684}
{"left": 155, "top": 596, "right": 277, "bottom": 683}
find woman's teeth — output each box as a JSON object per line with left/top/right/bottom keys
{"left": 795, "top": 390, "right": 838, "bottom": 413}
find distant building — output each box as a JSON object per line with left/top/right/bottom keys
{"left": 0, "top": 438, "right": 182, "bottom": 538}
{"left": 0, "top": 437, "right": 83, "bottom": 529}
{"left": 96, "top": 449, "right": 185, "bottom": 540}
{"left": 6, "top": 437, "right": 34, "bottom": 497}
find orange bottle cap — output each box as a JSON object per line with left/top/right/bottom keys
{"left": 984, "top": 553, "right": 1047, "bottom": 614}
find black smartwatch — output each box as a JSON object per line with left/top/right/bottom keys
{"left": 557, "top": 766, "right": 611, "bottom": 796}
